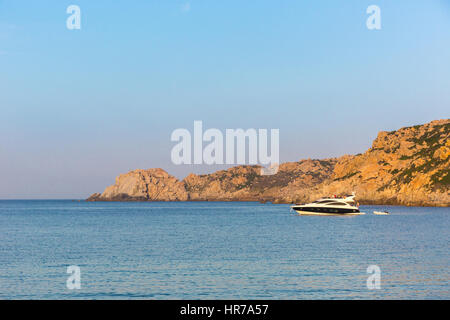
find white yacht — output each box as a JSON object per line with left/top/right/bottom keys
{"left": 291, "top": 194, "right": 364, "bottom": 216}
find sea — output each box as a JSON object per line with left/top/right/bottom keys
{"left": 0, "top": 200, "right": 448, "bottom": 299}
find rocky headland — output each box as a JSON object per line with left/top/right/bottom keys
{"left": 87, "top": 119, "right": 449, "bottom": 206}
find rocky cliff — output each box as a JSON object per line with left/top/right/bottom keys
{"left": 87, "top": 168, "right": 188, "bottom": 201}
{"left": 88, "top": 119, "right": 449, "bottom": 206}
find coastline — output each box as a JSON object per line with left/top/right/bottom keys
{"left": 87, "top": 119, "right": 450, "bottom": 207}
{"left": 85, "top": 197, "right": 449, "bottom": 207}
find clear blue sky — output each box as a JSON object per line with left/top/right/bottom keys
{"left": 0, "top": 0, "right": 449, "bottom": 198}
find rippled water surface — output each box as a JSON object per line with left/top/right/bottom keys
{"left": 0, "top": 200, "right": 448, "bottom": 299}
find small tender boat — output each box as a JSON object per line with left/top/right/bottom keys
{"left": 373, "top": 210, "right": 390, "bottom": 215}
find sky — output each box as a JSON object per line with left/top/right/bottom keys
{"left": 0, "top": 0, "right": 449, "bottom": 199}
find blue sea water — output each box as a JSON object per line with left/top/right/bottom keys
{"left": 0, "top": 200, "right": 448, "bottom": 299}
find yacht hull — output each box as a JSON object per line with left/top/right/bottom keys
{"left": 293, "top": 210, "right": 365, "bottom": 216}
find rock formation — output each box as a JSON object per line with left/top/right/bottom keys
{"left": 88, "top": 119, "right": 449, "bottom": 206}
{"left": 87, "top": 168, "right": 188, "bottom": 201}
